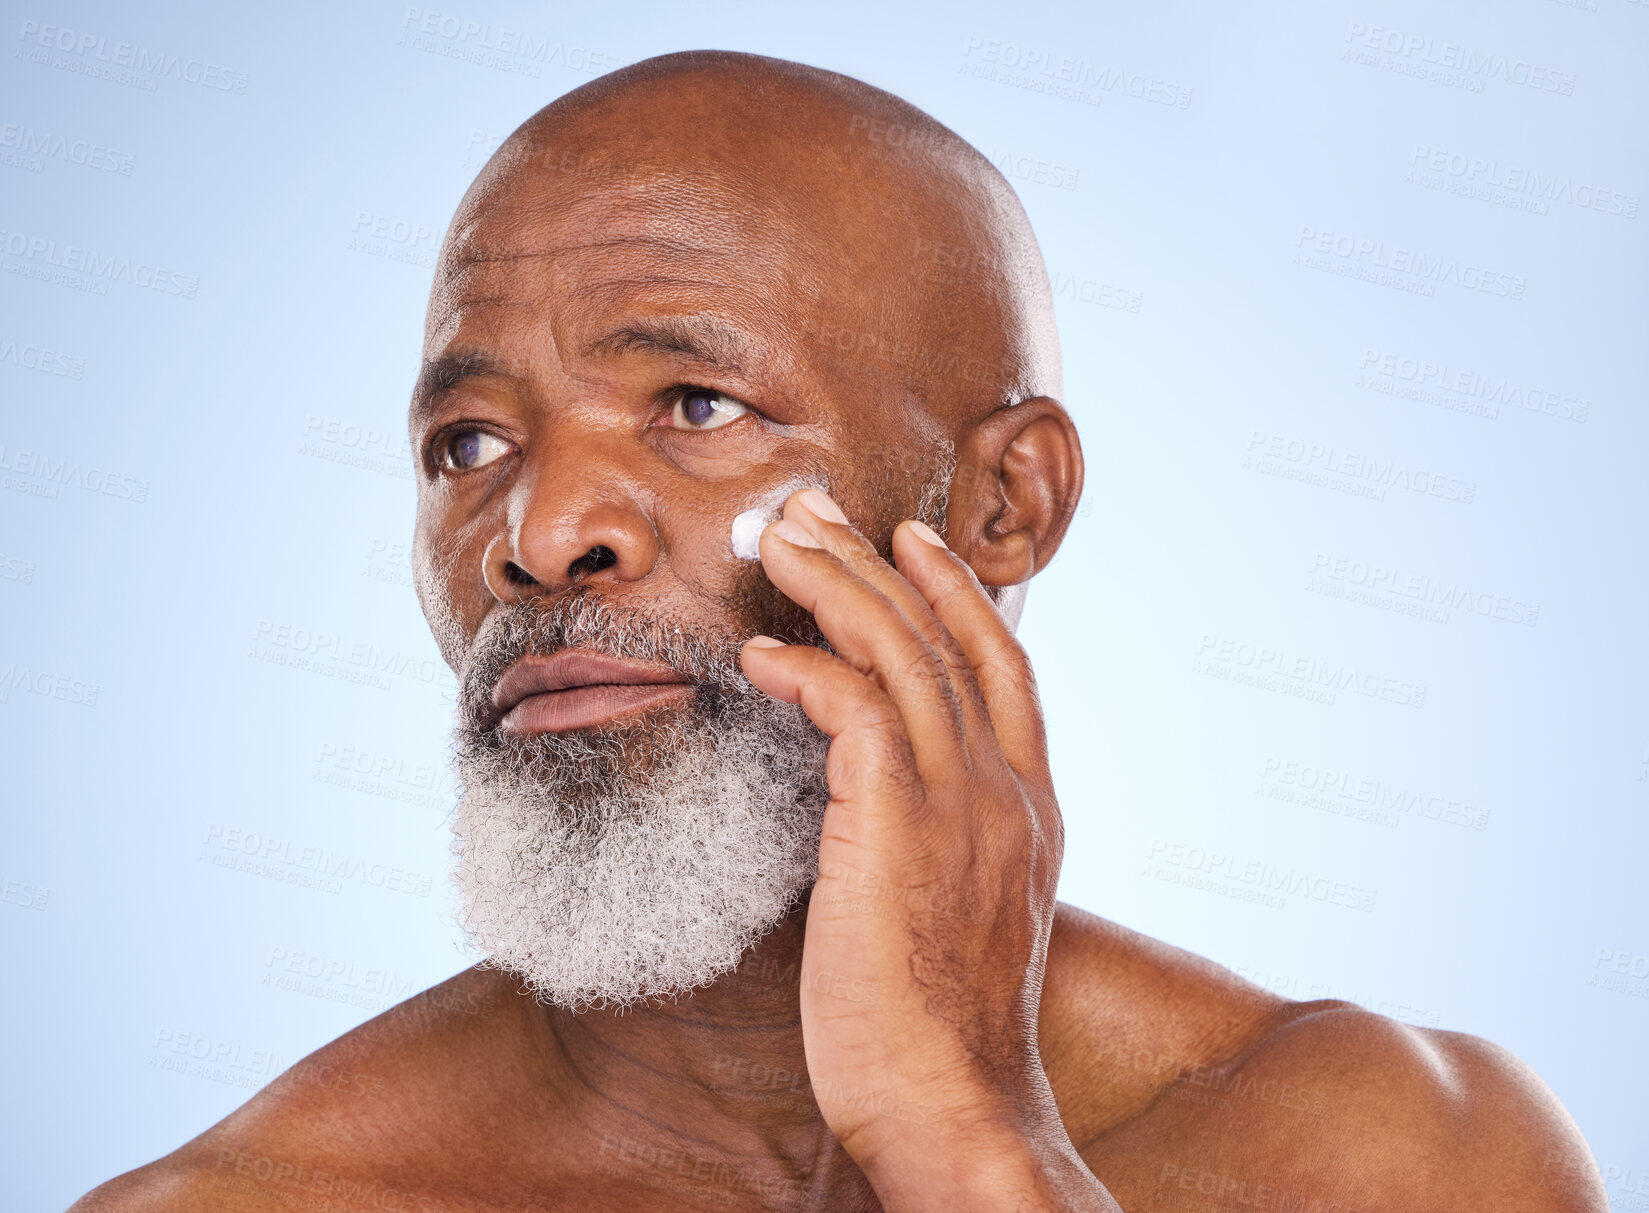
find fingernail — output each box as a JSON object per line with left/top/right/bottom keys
{"left": 744, "top": 635, "right": 785, "bottom": 649}
{"left": 798, "top": 488, "right": 848, "bottom": 524}
{"left": 769, "top": 518, "right": 821, "bottom": 548}
{"left": 904, "top": 520, "right": 948, "bottom": 548}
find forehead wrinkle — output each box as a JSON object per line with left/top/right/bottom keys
{"left": 447, "top": 175, "right": 797, "bottom": 278}
{"left": 558, "top": 234, "right": 736, "bottom": 257}
{"left": 449, "top": 235, "right": 730, "bottom": 272}
{"left": 438, "top": 232, "right": 770, "bottom": 320}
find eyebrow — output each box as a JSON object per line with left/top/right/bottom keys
{"left": 408, "top": 349, "right": 507, "bottom": 428}
{"left": 581, "top": 315, "right": 755, "bottom": 377}
{"left": 408, "top": 316, "right": 762, "bottom": 428}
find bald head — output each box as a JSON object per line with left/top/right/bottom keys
{"left": 437, "top": 50, "right": 1061, "bottom": 425}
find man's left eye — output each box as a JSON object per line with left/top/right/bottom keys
{"left": 438, "top": 429, "right": 512, "bottom": 470}
{"left": 667, "top": 389, "right": 749, "bottom": 431}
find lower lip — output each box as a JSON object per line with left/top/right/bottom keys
{"left": 500, "top": 683, "right": 695, "bottom": 734}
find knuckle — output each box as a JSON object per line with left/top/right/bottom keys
{"left": 925, "top": 622, "right": 971, "bottom": 677}
{"left": 829, "top": 729, "right": 920, "bottom": 799}
{"left": 927, "top": 574, "right": 976, "bottom": 615}
{"left": 888, "top": 632, "right": 949, "bottom": 691}
{"left": 854, "top": 693, "right": 905, "bottom": 733}
{"left": 987, "top": 635, "right": 1036, "bottom": 689}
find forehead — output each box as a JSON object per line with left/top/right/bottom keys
{"left": 414, "top": 106, "right": 1033, "bottom": 437}
{"left": 424, "top": 156, "right": 839, "bottom": 362}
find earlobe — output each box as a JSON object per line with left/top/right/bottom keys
{"left": 946, "top": 397, "right": 1084, "bottom": 588}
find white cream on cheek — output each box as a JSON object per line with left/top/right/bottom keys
{"left": 730, "top": 477, "right": 829, "bottom": 560}
{"left": 729, "top": 508, "right": 770, "bottom": 561}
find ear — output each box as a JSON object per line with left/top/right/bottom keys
{"left": 946, "top": 396, "right": 1084, "bottom": 589}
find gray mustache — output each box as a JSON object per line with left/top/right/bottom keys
{"left": 457, "top": 589, "right": 753, "bottom": 732}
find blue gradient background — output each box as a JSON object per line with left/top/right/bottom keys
{"left": 2, "top": 1, "right": 1645, "bottom": 1208}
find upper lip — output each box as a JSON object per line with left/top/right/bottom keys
{"left": 488, "top": 650, "right": 691, "bottom": 726}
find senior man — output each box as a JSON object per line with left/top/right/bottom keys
{"left": 74, "top": 50, "right": 1605, "bottom": 1213}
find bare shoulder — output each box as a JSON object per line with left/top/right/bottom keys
{"left": 1131, "top": 1005, "right": 1607, "bottom": 1211}
{"left": 68, "top": 968, "right": 534, "bottom": 1211}
{"left": 1041, "top": 904, "right": 1607, "bottom": 1211}
{"left": 1037, "top": 902, "right": 1294, "bottom": 1137}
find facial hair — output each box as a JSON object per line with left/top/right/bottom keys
{"left": 447, "top": 447, "right": 957, "bottom": 1011}
{"left": 449, "top": 590, "right": 831, "bottom": 1011}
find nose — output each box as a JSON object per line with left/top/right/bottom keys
{"left": 482, "top": 458, "right": 659, "bottom": 603}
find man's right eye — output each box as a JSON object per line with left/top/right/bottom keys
{"left": 438, "top": 429, "right": 512, "bottom": 471}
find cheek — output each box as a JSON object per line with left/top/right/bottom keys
{"left": 658, "top": 499, "right": 822, "bottom": 646}
{"left": 660, "top": 498, "right": 752, "bottom": 604}
{"left": 412, "top": 514, "right": 486, "bottom": 670}
{"left": 725, "top": 563, "right": 824, "bottom": 647}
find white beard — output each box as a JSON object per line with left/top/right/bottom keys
{"left": 448, "top": 593, "right": 830, "bottom": 1011}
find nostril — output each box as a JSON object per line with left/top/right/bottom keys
{"left": 503, "top": 561, "right": 536, "bottom": 587}
{"left": 566, "top": 545, "right": 618, "bottom": 581}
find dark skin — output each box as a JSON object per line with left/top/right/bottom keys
{"left": 74, "top": 52, "right": 1605, "bottom": 1213}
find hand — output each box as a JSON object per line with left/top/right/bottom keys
{"left": 739, "top": 489, "right": 1115, "bottom": 1212}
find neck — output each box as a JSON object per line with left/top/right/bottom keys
{"left": 541, "top": 899, "right": 876, "bottom": 1205}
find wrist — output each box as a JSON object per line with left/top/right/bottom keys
{"left": 850, "top": 1105, "right": 1116, "bottom": 1213}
